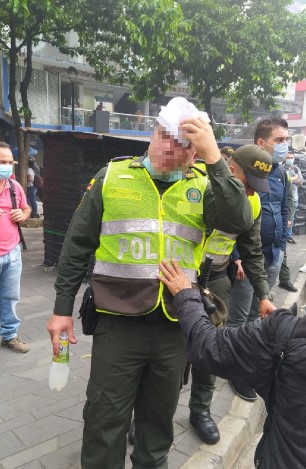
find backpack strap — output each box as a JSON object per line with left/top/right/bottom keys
{"left": 8, "top": 179, "right": 27, "bottom": 251}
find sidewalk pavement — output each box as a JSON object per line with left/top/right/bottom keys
{"left": 0, "top": 228, "right": 306, "bottom": 469}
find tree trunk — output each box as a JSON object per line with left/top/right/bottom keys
{"left": 7, "top": 23, "right": 28, "bottom": 189}
{"left": 18, "top": 35, "right": 33, "bottom": 189}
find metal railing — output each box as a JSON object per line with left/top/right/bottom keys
{"left": 60, "top": 107, "right": 248, "bottom": 139}
{"left": 61, "top": 108, "right": 156, "bottom": 131}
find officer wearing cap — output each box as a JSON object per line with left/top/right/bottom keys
{"left": 189, "top": 144, "right": 276, "bottom": 443}
{"left": 220, "top": 145, "right": 235, "bottom": 161}
{"left": 47, "top": 97, "right": 254, "bottom": 468}
{"left": 225, "top": 119, "right": 290, "bottom": 401}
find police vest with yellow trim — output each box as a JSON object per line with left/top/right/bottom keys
{"left": 91, "top": 158, "right": 207, "bottom": 320}
{"left": 203, "top": 192, "right": 261, "bottom": 271}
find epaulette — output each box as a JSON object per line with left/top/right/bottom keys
{"left": 185, "top": 169, "right": 198, "bottom": 179}
{"left": 110, "top": 156, "right": 135, "bottom": 162}
{"left": 128, "top": 156, "right": 145, "bottom": 168}
{"left": 192, "top": 166, "right": 207, "bottom": 177}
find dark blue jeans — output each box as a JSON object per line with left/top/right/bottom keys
{"left": 27, "top": 185, "right": 38, "bottom": 215}
{"left": 0, "top": 245, "right": 22, "bottom": 340}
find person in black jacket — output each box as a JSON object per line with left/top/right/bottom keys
{"left": 158, "top": 258, "right": 306, "bottom": 469}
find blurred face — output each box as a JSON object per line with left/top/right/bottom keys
{"left": 148, "top": 127, "right": 193, "bottom": 175}
{"left": 256, "top": 127, "right": 288, "bottom": 155}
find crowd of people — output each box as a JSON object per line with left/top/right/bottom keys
{"left": 1, "top": 97, "right": 306, "bottom": 468}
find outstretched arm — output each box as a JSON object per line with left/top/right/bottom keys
{"left": 158, "top": 259, "right": 260, "bottom": 381}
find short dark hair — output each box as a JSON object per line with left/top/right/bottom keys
{"left": 0, "top": 141, "right": 11, "bottom": 150}
{"left": 254, "top": 118, "right": 288, "bottom": 144}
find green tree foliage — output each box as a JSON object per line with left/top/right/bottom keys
{"left": 74, "top": 0, "right": 189, "bottom": 101}
{"left": 0, "top": 0, "right": 188, "bottom": 186}
{"left": 177, "top": 0, "right": 306, "bottom": 120}
{"left": 0, "top": 0, "right": 75, "bottom": 186}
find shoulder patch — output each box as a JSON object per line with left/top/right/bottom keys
{"left": 87, "top": 178, "right": 96, "bottom": 190}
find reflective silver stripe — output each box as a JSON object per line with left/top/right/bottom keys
{"left": 101, "top": 219, "right": 159, "bottom": 235}
{"left": 215, "top": 230, "right": 237, "bottom": 240}
{"left": 93, "top": 261, "right": 197, "bottom": 282}
{"left": 163, "top": 221, "right": 203, "bottom": 243}
{"left": 101, "top": 219, "right": 203, "bottom": 243}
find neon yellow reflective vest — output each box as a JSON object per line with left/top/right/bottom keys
{"left": 92, "top": 158, "right": 207, "bottom": 320}
{"left": 203, "top": 192, "right": 261, "bottom": 270}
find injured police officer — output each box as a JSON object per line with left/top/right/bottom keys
{"left": 47, "top": 97, "right": 253, "bottom": 469}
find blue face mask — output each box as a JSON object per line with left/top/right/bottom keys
{"left": 285, "top": 159, "right": 293, "bottom": 167}
{"left": 0, "top": 165, "right": 13, "bottom": 180}
{"left": 272, "top": 142, "right": 288, "bottom": 164}
{"left": 143, "top": 156, "right": 183, "bottom": 182}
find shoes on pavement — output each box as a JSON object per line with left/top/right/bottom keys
{"left": 30, "top": 213, "right": 40, "bottom": 219}
{"left": 278, "top": 281, "right": 298, "bottom": 292}
{"left": 189, "top": 411, "right": 220, "bottom": 444}
{"left": 229, "top": 380, "right": 257, "bottom": 402}
{"left": 300, "top": 265, "right": 306, "bottom": 273}
{"left": 127, "top": 418, "right": 135, "bottom": 445}
{"left": 1, "top": 337, "right": 30, "bottom": 353}
{"left": 286, "top": 238, "right": 296, "bottom": 244}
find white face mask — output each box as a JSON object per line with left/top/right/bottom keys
{"left": 0, "top": 164, "right": 13, "bottom": 180}
{"left": 271, "top": 142, "right": 288, "bottom": 164}
{"left": 263, "top": 140, "right": 289, "bottom": 164}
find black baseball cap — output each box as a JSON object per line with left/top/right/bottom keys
{"left": 220, "top": 146, "right": 235, "bottom": 158}
{"left": 233, "top": 144, "right": 272, "bottom": 193}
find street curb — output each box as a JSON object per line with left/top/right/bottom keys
{"left": 181, "top": 397, "right": 265, "bottom": 469}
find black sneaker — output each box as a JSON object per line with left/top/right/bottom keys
{"left": 278, "top": 281, "right": 298, "bottom": 292}
{"left": 189, "top": 411, "right": 220, "bottom": 444}
{"left": 229, "top": 380, "right": 257, "bottom": 401}
{"left": 287, "top": 238, "right": 296, "bottom": 244}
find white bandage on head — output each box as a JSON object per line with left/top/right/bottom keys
{"left": 156, "top": 97, "right": 210, "bottom": 147}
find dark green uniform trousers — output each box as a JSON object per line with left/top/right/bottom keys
{"left": 189, "top": 274, "right": 231, "bottom": 414}
{"left": 81, "top": 313, "right": 186, "bottom": 469}
{"left": 279, "top": 251, "right": 291, "bottom": 284}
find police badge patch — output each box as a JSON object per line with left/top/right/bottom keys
{"left": 186, "top": 188, "right": 202, "bottom": 203}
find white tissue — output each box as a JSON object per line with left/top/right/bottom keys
{"left": 156, "top": 97, "right": 210, "bottom": 147}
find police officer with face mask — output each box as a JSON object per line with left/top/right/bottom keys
{"left": 227, "top": 118, "right": 291, "bottom": 401}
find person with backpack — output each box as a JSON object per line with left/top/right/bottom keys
{"left": 159, "top": 258, "right": 306, "bottom": 469}
{"left": 0, "top": 142, "right": 31, "bottom": 353}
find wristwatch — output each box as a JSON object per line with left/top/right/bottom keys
{"left": 259, "top": 293, "right": 273, "bottom": 301}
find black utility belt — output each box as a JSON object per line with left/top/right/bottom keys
{"left": 121, "top": 310, "right": 170, "bottom": 325}
{"left": 206, "top": 268, "right": 228, "bottom": 281}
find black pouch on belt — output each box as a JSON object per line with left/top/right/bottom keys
{"left": 78, "top": 286, "right": 99, "bottom": 335}
{"left": 198, "top": 255, "right": 228, "bottom": 327}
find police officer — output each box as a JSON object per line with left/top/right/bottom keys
{"left": 189, "top": 145, "right": 276, "bottom": 443}
{"left": 47, "top": 97, "right": 253, "bottom": 469}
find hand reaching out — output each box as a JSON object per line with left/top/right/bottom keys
{"left": 158, "top": 259, "right": 192, "bottom": 296}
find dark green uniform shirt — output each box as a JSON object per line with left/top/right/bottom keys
{"left": 54, "top": 156, "right": 254, "bottom": 316}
